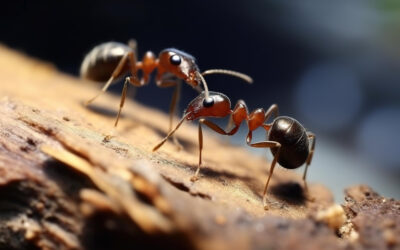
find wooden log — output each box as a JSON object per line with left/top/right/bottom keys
{"left": 0, "top": 44, "right": 398, "bottom": 250}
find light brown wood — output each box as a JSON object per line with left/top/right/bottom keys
{"left": 0, "top": 44, "right": 398, "bottom": 250}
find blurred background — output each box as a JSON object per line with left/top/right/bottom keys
{"left": 1, "top": 0, "right": 399, "bottom": 201}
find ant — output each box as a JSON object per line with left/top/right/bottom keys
{"left": 80, "top": 40, "right": 252, "bottom": 142}
{"left": 152, "top": 77, "right": 315, "bottom": 209}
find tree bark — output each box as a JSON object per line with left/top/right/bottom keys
{"left": 0, "top": 44, "right": 398, "bottom": 250}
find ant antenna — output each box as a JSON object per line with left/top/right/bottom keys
{"left": 196, "top": 72, "right": 210, "bottom": 99}
{"left": 202, "top": 69, "right": 253, "bottom": 84}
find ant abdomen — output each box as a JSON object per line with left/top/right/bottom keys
{"left": 80, "top": 42, "right": 133, "bottom": 82}
{"left": 268, "top": 116, "right": 309, "bottom": 169}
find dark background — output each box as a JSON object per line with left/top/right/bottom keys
{"left": 2, "top": 0, "right": 399, "bottom": 200}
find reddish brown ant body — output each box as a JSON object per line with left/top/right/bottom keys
{"left": 80, "top": 41, "right": 252, "bottom": 135}
{"left": 153, "top": 81, "right": 315, "bottom": 209}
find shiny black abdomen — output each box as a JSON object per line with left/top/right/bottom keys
{"left": 80, "top": 42, "right": 132, "bottom": 82}
{"left": 268, "top": 116, "right": 309, "bottom": 169}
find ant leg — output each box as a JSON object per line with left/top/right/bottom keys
{"left": 114, "top": 76, "right": 144, "bottom": 127}
{"left": 200, "top": 119, "right": 240, "bottom": 136}
{"left": 302, "top": 132, "right": 316, "bottom": 200}
{"left": 85, "top": 51, "right": 139, "bottom": 106}
{"left": 127, "top": 41, "right": 140, "bottom": 101}
{"left": 169, "top": 81, "right": 183, "bottom": 150}
{"left": 264, "top": 104, "right": 279, "bottom": 123}
{"left": 114, "top": 77, "right": 130, "bottom": 127}
{"left": 158, "top": 78, "right": 183, "bottom": 149}
{"left": 262, "top": 145, "right": 280, "bottom": 210}
{"left": 152, "top": 113, "right": 189, "bottom": 152}
{"left": 190, "top": 119, "right": 240, "bottom": 182}
{"left": 126, "top": 40, "right": 139, "bottom": 101}
{"left": 169, "top": 81, "right": 181, "bottom": 131}
{"left": 246, "top": 131, "right": 281, "bottom": 210}
{"left": 191, "top": 120, "right": 204, "bottom": 182}
{"left": 303, "top": 132, "right": 316, "bottom": 180}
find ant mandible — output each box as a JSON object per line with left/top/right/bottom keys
{"left": 152, "top": 77, "right": 315, "bottom": 209}
{"left": 80, "top": 40, "right": 253, "bottom": 136}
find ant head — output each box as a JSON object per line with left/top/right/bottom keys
{"left": 158, "top": 48, "right": 201, "bottom": 87}
{"left": 184, "top": 91, "right": 231, "bottom": 120}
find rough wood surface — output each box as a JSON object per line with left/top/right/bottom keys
{"left": 0, "top": 44, "right": 399, "bottom": 250}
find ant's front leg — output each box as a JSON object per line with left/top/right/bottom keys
{"left": 152, "top": 113, "right": 189, "bottom": 152}
{"left": 191, "top": 119, "right": 240, "bottom": 182}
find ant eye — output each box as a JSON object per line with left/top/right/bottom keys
{"left": 203, "top": 97, "right": 214, "bottom": 107}
{"left": 170, "top": 54, "right": 181, "bottom": 66}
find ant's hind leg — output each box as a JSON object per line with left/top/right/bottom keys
{"left": 114, "top": 77, "right": 130, "bottom": 128}
{"left": 264, "top": 104, "right": 279, "bottom": 122}
{"left": 302, "top": 132, "right": 316, "bottom": 201}
{"left": 85, "top": 51, "right": 139, "bottom": 106}
{"left": 114, "top": 76, "right": 145, "bottom": 127}
{"left": 246, "top": 131, "right": 281, "bottom": 210}
{"left": 262, "top": 146, "right": 280, "bottom": 210}
{"left": 114, "top": 70, "right": 152, "bottom": 127}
